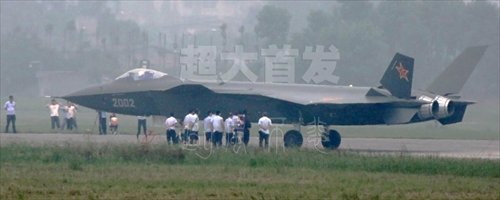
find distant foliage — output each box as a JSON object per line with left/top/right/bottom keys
{"left": 255, "top": 5, "right": 292, "bottom": 46}
{"left": 0, "top": 1, "right": 146, "bottom": 96}
{"left": 0, "top": 1, "right": 498, "bottom": 98}
{"left": 291, "top": 1, "right": 499, "bottom": 97}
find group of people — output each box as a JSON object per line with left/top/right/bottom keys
{"left": 3, "top": 95, "right": 273, "bottom": 149}
{"left": 98, "top": 112, "right": 146, "bottom": 137}
{"left": 3, "top": 96, "right": 78, "bottom": 133}
{"left": 97, "top": 111, "right": 119, "bottom": 135}
{"left": 163, "top": 110, "right": 200, "bottom": 145}
{"left": 164, "top": 110, "right": 272, "bottom": 148}
{"left": 48, "top": 99, "right": 78, "bottom": 131}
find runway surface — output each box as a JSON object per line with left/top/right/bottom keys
{"left": 1, "top": 133, "right": 498, "bottom": 159}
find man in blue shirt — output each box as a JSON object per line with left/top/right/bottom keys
{"left": 98, "top": 111, "right": 107, "bottom": 135}
{"left": 137, "top": 116, "right": 147, "bottom": 139}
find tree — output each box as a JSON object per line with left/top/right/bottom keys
{"left": 238, "top": 25, "right": 245, "bottom": 45}
{"left": 306, "top": 10, "right": 330, "bottom": 33}
{"left": 254, "top": 5, "right": 291, "bottom": 45}
{"left": 44, "top": 23, "right": 54, "bottom": 48}
{"left": 339, "top": 1, "right": 374, "bottom": 23}
{"left": 220, "top": 23, "right": 227, "bottom": 49}
{"left": 63, "top": 19, "right": 77, "bottom": 53}
{"left": 292, "top": 5, "right": 388, "bottom": 86}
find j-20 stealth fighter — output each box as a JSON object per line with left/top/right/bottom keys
{"left": 62, "top": 46, "right": 488, "bottom": 149}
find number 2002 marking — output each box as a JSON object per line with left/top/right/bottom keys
{"left": 112, "top": 98, "right": 135, "bottom": 108}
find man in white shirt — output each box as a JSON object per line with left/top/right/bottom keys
{"left": 258, "top": 112, "right": 272, "bottom": 149}
{"left": 231, "top": 113, "right": 241, "bottom": 144}
{"left": 73, "top": 104, "right": 79, "bottom": 130}
{"left": 183, "top": 110, "right": 195, "bottom": 144}
{"left": 165, "top": 113, "right": 178, "bottom": 144}
{"left": 225, "top": 113, "right": 234, "bottom": 146}
{"left": 48, "top": 99, "right": 60, "bottom": 130}
{"left": 64, "top": 102, "right": 77, "bottom": 130}
{"left": 189, "top": 110, "right": 200, "bottom": 144}
{"left": 203, "top": 111, "right": 213, "bottom": 142}
{"left": 211, "top": 111, "right": 224, "bottom": 147}
{"left": 4, "top": 95, "right": 16, "bottom": 133}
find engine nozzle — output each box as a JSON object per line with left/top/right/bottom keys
{"left": 417, "top": 95, "right": 455, "bottom": 120}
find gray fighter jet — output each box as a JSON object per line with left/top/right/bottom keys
{"left": 62, "top": 46, "right": 488, "bottom": 149}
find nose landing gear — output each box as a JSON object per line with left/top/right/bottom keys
{"left": 284, "top": 130, "right": 303, "bottom": 148}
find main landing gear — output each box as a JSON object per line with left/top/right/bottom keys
{"left": 321, "top": 129, "right": 341, "bottom": 150}
{"left": 283, "top": 126, "right": 342, "bottom": 150}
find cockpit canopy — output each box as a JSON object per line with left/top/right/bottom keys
{"left": 115, "top": 68, "right": 168, "bottom": 81}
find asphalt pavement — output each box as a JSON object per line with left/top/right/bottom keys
{"left": 1, "top": 133, "right": 498, "bottom": 159}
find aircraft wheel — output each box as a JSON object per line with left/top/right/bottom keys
{"left": 321, "top": 130, "right": 341, "bottom": 150}
{"left": 284, "top": 130, "right": 303, "bottom": 148}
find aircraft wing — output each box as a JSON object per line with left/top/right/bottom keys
{"left": 200, "top": 81, "right": 424, "bottom": 107}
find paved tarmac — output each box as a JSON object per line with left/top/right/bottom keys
{"left": 1, "top": 133, "right": 498, "bottom": 159}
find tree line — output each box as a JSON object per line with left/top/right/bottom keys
{"left": 0, "top": 1, "right": 498, "bottom": 99}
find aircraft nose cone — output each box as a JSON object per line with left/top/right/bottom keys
{"left": 63, "top": 85, "right": 104, "bottom": 97}
{"left": 61, "top": 85, "right": 106, "bottom": 107}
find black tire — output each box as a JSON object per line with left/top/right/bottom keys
{"left": 284, "top": 130, "right": 303, "bottom": 148}
{"left": 321, "top": 130, "right": 341, "bottom": 150}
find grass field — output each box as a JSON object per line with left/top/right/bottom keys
{"left": 1, "top": 96, "right": 498, "bottom": 199}
{"left": 0, "top": 96, "right": 499, "bottom": 140}
{"left": 1, "top": 143, "right": 499, "bottom": 199}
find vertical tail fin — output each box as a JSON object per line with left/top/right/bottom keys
{"left": 380, "top": 53, "right": 415, "bottom": 98}
{"left": 426, "top": 45, "right": 488, "bottom": 96}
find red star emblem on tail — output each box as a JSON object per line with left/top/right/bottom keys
{"left": 395, "top": 62, "right": 409, "bottom": 82}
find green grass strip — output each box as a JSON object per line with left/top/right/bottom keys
{"left": 1, "top": 143, "right": 499, "bottom": 178}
